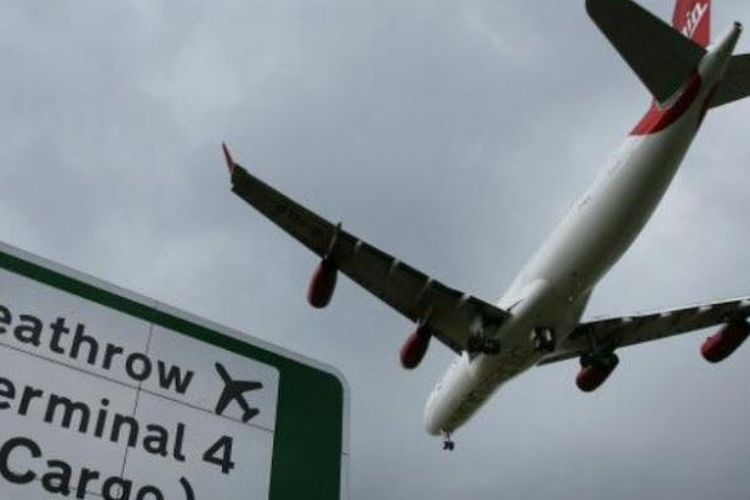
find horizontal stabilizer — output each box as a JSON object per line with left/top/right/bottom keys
{"left": 587, "top": 0, "right": 706, "bottom": 103}
{"left": 711, "top": 54, "right": 750, "bottom": 107}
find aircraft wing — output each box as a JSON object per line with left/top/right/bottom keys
{"left": 223, "top": 145, "right": 510, "bottom": 354}
{"left": 538, "top": 296, "right": 750, "bottom": 365}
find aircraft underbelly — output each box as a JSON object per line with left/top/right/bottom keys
{"left": 521, "top": 109, "right": 700, "bottom": 303}
{"left": 426, "top": 106, "right": 704, "bottom": 436}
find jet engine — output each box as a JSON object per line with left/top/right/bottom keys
{"left": 307, "top": 258, "right": 338, "bottom": 309}
{"left": 400, "top": 325, "right": 431, "bottom": 369}
{"left": 701, "top": 322, "right": 750, "bottom": 363}
{"left": 576, "top": 353, "right": 619, "bottom": 392}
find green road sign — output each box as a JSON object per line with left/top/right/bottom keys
{"left": 0, "top": 242, "right": 348, "bottom": 500}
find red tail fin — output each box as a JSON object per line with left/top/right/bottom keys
{"left": 673, "top": 0, "right": 711, "bottom": 47}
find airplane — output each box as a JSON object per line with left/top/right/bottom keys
{"left": 213, "top": 362, "right": 263, "bottom": 423}
{"left": 222, "top": 0, "right": 750, "bottom": 450}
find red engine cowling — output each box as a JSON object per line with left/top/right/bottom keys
{"left": 701, "top": 322, "right": 750, "bottom": 363}
{"left": 307, "top": 259, "right": 338, "bottom": 309}
{"left": 576, "top": 354, "right": 619, "bottom": 392}
{"left": 400, "top": 326, "right": 431, "bottom": 369}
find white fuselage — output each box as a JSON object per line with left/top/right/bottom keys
{"left": 424, "top": 25, "right": 742, "bottom": 437}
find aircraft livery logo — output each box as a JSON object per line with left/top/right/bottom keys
{"left": 681, "top": 2, "right": 708, "bottom": 39}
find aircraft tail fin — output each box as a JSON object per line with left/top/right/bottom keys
{"left": 711, "top": 54, "right": 750, "bottom": 107}
{"left": 587, "top": 0, "right": 706, "bottom": 103}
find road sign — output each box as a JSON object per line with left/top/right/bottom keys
{"left": 0, "top": 242, "right": 348, "bottom": 500}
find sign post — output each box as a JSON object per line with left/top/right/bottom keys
{"left": 0, "top": 242, "right": 348, "bottom": 500}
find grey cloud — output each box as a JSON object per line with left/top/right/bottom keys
{"left": 2, "top": 1, "right": 750, "bottom": 499}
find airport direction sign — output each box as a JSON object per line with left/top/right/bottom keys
{"left": 0, "top": 242, "right": 348, "bottom": 500}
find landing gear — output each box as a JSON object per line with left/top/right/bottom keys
{"left": 467, "top": 335, "right": 501, "bottom": 355}
{"left": 531, "top": 328, "right": 556, "bottom": 353}
{"left": 442, "top": 432, "right": 455, "bottom": 451}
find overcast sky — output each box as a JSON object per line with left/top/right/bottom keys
{"left": 2, "top": 0, "right": 750, "bottom": 498}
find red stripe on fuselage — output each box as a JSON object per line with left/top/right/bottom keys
{"left": 630, "top": 74, "right": 703, "bottom": 136}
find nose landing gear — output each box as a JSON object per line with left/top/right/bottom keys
{"left": 441, "top": 431, "right": 455, "bottom": 451}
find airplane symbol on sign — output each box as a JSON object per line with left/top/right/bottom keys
{"left": 214, "top": 363, "right": 263, "bottom": 423}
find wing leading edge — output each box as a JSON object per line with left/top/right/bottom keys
{"left": 539, "top": 296, "right": 750, "bottom": 366}
{"left": 223, "top": 144, "right": 510, "bottom": 355}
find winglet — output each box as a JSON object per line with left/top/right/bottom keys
{"left": 222, "top": 142, "right": 236, "bottom": 176}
